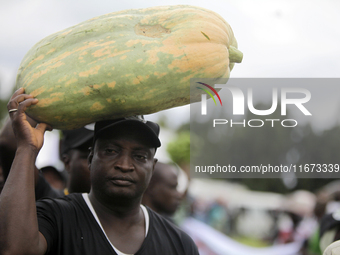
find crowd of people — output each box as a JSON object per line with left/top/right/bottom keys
{"left": 1, "top": 88, "right": 340, "bottom": 255}
{"left": 186, "top": 182, "right": 340, "bottom": 254}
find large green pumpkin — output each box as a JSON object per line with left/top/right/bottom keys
{"left": 16, "top": 5, "right": 243, "bottom": 129}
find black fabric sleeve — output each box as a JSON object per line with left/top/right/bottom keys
{"left": 36, "top": 198, "right": 61, "bottom": 254}
{"left": 145, "top": 207, "right": 200, "bottom": 255}
{"left": 180, "top": 230, "right": 200, "bottom": 255}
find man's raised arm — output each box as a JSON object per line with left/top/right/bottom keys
{"left": 0, "top": 88, "right": 49, "bottom": 255}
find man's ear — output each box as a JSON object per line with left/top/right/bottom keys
{"left": 61, "top": 154, "right": 71, "bottom": 173}
{"left": 152, "top": 158, "right": 158, "bottom": 174}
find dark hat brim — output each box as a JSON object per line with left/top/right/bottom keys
{"left": 60, "top": 128, "right": 94, "bottom": 155}
{"left": 94, "top": 119, "right": 161, "bottom": 148}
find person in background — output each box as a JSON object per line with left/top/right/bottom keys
{"left": 142, "top": 162, "right": 182, "bottom": 223}
{"left": 0, "top": 116, "right": 63, "bottom": 198}
{"left": 0, "top": 116, "right": 31, "bottom": 181}
{"left": 40, "top": 166, "right": 66, "bottom": 191}
{"left": 59, "top": 127, "right": 93, "bottom": 194}
{"left": 0, "top": 115, "right": 94, "bottom": 197}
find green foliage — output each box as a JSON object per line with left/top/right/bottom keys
{"left": 167, "top": 131, "right": 190, "bottom": 166}
{"left": 0, "top": 98, "right": 8, "bottom": 128}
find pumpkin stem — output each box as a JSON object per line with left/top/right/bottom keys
{"left": 228, "top": 46, "right": 243, "bottom": 63}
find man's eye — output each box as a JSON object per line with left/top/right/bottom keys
{"left": 136, "top": 155, "right": 147, "bottom": 160}
{"left": 105, "top": 149, "right": 116, "bottom": 153}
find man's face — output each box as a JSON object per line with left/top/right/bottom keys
{"left": 150, "top": 165, "right": 181, "bottom": 215}
{"left": 67, "top": 144, "right": 91, "bottom": 193}
{"left": 89, "top": 128, "right": 157, "bottom": 201}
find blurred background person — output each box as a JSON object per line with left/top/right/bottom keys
{"left": 315, "top": 183, "right": 340, "bottom": 253}
{"left": 275, "top": 190, "right": 317, "bottom": 245}
{"left": 0, "top": 116, "right": 27, "bottom": 182}
{"left": 59, "top": 127, "right": 93, "bottom": 195}
{"left": 206, "top": 198, "right": 231, "bottom": 235}
{"left": 40, "top": 166, "right": 66, "bottom": 191}
{"left": 142, "top": 161, "right": 182, "bottom": 223}
{"left": 0, "top": 116, "right": 63, "bottom": 198}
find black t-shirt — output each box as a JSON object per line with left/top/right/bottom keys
{"left": 37, "top": 193, "right": 199, "bottom": 255}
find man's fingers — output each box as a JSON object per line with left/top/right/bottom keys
{"left": 7, "top": 93, "right": 35, "bottom": 113}
{"left": 14, "top": 94, "right": 34, "bottom": 103}
{"left": 10, "top": 87, "right": 25, "bottom": 100}
{"left": 35, "top": 123, "right": 53, "bottom": 133}
{"left": 17, "top": 98, "right": 39, "bottom": 113}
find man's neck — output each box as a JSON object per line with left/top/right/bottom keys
{"left": 88, "top": 191, "right": 142, "bottom": 221}
{"left": 87, "top": 192, "right": 146, "bottom": 254}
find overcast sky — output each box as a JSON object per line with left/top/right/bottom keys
{"left": 1, "top": 0, "right": 340, "bottom": 166}
{"left": 1, "top": 0, "right": 340, "bottom": 128}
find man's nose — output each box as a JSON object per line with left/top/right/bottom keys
{"left": 114, "top": 154, "right": 134, "bottom": 172}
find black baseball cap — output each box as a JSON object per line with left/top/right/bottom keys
{"left": 60, "top": 127, "right": 94, "bottom": 155}
{"left": 94, "top": 115, "right": 161, "bottom": 148}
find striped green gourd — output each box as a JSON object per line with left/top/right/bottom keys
{"left": 16, "top": 5, "right": 243, "bottom": 129}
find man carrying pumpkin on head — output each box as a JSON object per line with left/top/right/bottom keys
{"left": 0, "top": 88, "right": 199, "bottom": 255}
